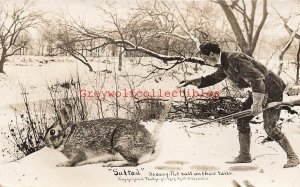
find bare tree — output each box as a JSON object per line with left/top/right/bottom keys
{"left": 277, "top": 27, "right": 299, "bottom": 76}
{"left": 53, "top": 0, "right": 225, "bottom": 75}
{"left": 46, "top": 0, "right": 235, "bottom": 76}
{"left": 296, "top": 41, "right": 300, "bottom": 84}
{"left": 275, "top": 9, "right": 300, "bottom": 40}
{"left": 273, "top": 7, "right": 300, "bottom": 78}
{"left": 45, "top": 21, "right": 94, "bottom": 71}
{"left": 215, "top": 0, "right": 268, "bottom": 56}
{"left": 0, "top": 0, "right": 43, "bottom": 73}
{"left": 133, "top": 0, "right": 222, "bottom": 56}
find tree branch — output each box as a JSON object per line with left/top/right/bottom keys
{"left": 272, "top": 5, "right": 300, "bottom": 39}
{"left": 251, "top": 0, "right": 268, "bottom": 52}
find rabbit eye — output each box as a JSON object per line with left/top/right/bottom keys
{"left": 50, "top": 129, "right": 56, "bottom": 136}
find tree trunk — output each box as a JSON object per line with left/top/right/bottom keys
{"left": 217, "top": 0, "right": 249, "bottom": 55}
{"left": 0, "top": 49, "right": 7, "bottom": 73}
{"left": 194, "top": 63, "right": 198, "bottom": 73}
{"left": 0, "top": 60, "right": 5, "bottom": 74}
{"left": 118, "top": 48, "right": 123, "bottom": 71}
{"left": 296, "top": 42, "right": 300, "bottom": 85}
{"left": 217, "top": 0, "right": 267, "bottom": 57}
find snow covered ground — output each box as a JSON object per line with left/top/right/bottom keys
{"left": 1, "top": 118, "right": 300, "bottom": 187}
{"left": 0, "top": 56, "right": 300, "bottom": 187}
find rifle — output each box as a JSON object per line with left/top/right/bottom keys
{"left": 190, "top": 98, "right": 300, "bottom": 128}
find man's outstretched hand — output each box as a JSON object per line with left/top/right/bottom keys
{"left": 179, "top": 78, "right": 202, "bottom": 88}
{"left": 178, "top": 80, "right": 194, "bottom": 88}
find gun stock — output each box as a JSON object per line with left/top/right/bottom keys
{"left": 190, "top": 98, "right": 300, "bottom": 128}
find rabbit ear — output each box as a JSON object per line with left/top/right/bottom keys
{"left": 59, "top": 105, "right": 72, "bottom": 127}
{"left": 65, "top": 104, "right": 73, "bottom": 117}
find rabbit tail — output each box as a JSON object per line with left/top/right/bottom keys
{"left": 151, "top": 99, "right": 172, "bottom": 142}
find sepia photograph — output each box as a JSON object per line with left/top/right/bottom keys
{"left": 0, "top": 0, "right": 300, "bottom": 186}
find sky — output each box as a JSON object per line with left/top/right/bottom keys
{"left": 35, "top": 0, "right": 138, "bottom": 23}
{"left": 7, "top": 0, "right": 300, "bottom": 56}
{"left": 32, "top": 0, "right": 300, "bottom": 29}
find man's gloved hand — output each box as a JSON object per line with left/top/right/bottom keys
{"left": 251, "top": 104, "right": 263, "bottom": 116}
{"left": 251, "top": 92, "right": 265, "bottom": 116}
{"left": 178, "top": 78, "right": 202, "bottom": 88}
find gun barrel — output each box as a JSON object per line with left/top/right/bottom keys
{"left": 190, "top": 99, "right": 300, "bottom": 129}
{"left": 190, "top": 109, "right": 252, "bottom": 128}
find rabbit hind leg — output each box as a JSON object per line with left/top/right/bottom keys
{"left": 110, "top": 126, "right": 156, "bottom": 166}
{"left": 110, "top": 141, "right": 154, "bottom": 167}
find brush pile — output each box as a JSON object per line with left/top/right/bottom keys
{"left": 170, "top": 97, "right": 242, "bottom": 119}
{"left": 137, "top": 97, "right": 243, "bottom": 120}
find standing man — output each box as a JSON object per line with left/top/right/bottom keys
{"left": 180, "top": 41, "right": 299, "bottom": 168}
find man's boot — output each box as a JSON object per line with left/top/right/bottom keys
{"left": 276, "top": 135, "right": 299, "bottom": 168}
{"left": 226, "top": 132, "right": 252, "bottom": 163}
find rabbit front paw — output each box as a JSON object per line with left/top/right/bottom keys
{"left": 56, "top": 161, "right": 75, "bottom": 167}
{"left": 103, "top": 161, "right": 138, "bottom": 167}
{"left": 102, "top": 162, "right": 119, "bottom": 167}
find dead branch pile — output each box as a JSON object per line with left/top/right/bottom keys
{"left": 170, "top": 97, "right": 242, "bottom": 119}
{"left": 286, "top": 86, "right": 300, "bottom": 96}
{"left": 137, "top": 97, "right": 243, "bottom": 121}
